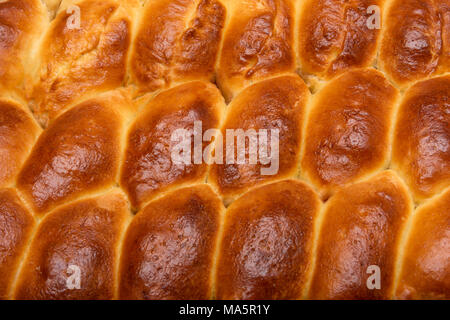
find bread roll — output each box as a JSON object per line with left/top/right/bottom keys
{"left": 396, "top": 188, "right": 450, "bottom": 300}
{"left": 0, "top": 99, "right": 41, "bottom": 188}
{"left": 301, "top": 68, "right": 399, "bottom": 199}
{"left": 297, "top": 0, "right": 384, "bottom": 81}
{"left": 0, "top": 0, "right": 48, "bottom": 99}
{"left": 379, "top": 0, "right": 450, "bottom": 88}
{"left": 129, "top": 0, "right": 226, "bottom": 94}
{"left": 13, "top": 191, "right": 129, "bottom": 300}
{"left": 119, "top": 184, "right": 224, "bottom": 300}
{"left": 208, "top": 75, "right": 310, "bottom": 204}
{"left": 217, "top": 0, "right": 297, "bottom": 100}
{"left": 309, "top": 171, "right": 413, "bottom": 299}
{"left": 0, "top": 0, "right": 447, "bottom": 301}
{"left": 30, "top": 0, "right": 137, "bottom": 126}
{"left": 392, "top": 75, "right": 450, "bottom": 203}
{"left": 0, "top": 189, "right": 35, "bottom": 300}
{"left": 120, "top": 81, "right": 225, "bottom": 210}
{"left": 215, "top": 180, "right": 321, "bottom": 299}
{"left": 17, "top": 90, "right": 135, "bottom": 215}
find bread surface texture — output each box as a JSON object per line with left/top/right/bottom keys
{"left": 0, "top": 0, "right": 448, "bottom": 300}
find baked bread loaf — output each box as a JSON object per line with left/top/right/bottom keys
{"left": 0, "top": 0, "right": 448, "bottom": 300}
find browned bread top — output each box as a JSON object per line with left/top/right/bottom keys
{"left": 129, "top": 0, "right": 225, "bottom": 94}
{"left": 0, "top": 0, "right": 448, "bottom": 300}
{"left": 396, "top": 188, "right": 450, "bottom": 300}
{"left": 380, "top": 0, "right": 450, "bottom": 88}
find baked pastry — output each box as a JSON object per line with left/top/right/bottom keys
{"left": 119, "top": 184, "right": 224, "bottom": 300}
{"left": 391, "top": 75, "right": 450, "bottom": 203}
{"left": 301, "top": 68, "right": 399, "bottom": 200}
{"left": 0, "top": 0, "right": 448, "bottom": 300}
{"left": 120, "top": 81, "right": 225, "bottom": 210}
{"left": 297, "top": 0, "right": 384, "bottom": 83}
{"left": 128, "top": 0, "right": 226, "bottom": 95}
{"left": 30, "top": 0, "right": 138, "bottom": 126}
{"left": 13, "top": 190, "right": 129, "bottom": 300}
{"left": 396, "top": 188, "right": 450, "bottom": 300}
{"left": 208, "top": 74, "right": 310, "bottom": 204}
{"left": 308, "top": 171, "right": 413, "bottom": 299}
{"left": 0, "top": 0, "right": 48, "bottom": 99}
{"left": 215, "top": 180, "right": 321, "bottom": 299}
{"left": 217, "top": 0, "right": 297, "bottom": 101}
{"left": 379, "top": 0, "right": 450, "bottom": 88}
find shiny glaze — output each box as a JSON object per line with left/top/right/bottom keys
{"left": 217, "top": 0, "right": 296, "bottom": 100}
{"left": 0, "top": 0, "right": 47, "bottom": 96}
{"left": 298, "top": 0, "right": 383, "bottom": 79}
{"left": 396, "top": 188, "right": 450, "bottom": 300}
{"left": 380, "top": 0, "right": 450, "bottom": 87}
{"left": 0, "top": 189, "right": 35, "bottom": 299}
{"left": 31, "top": 0, "right": 134, "bottom": 126}
{"left": 17, "top": 95, "right": 128, "bottom": 215}
{"left": 215, "top": 180, "right": 321, "bottom": 299}
{"left": 13, "top": 192, "right": 128, "bottom": 300}
{"left": 121, "top": 81, "right": 224, "bottom": 209}
{"left": 301, "top": 69, "right": 398, "bottom": 198}
{"left": 392, "top": 75, "right": 450, "bottom": 202}
{"left": 119, "top": 184, "right": 223, "bottom": 300}
{"left": 309, "top": 171, "right": 413, "bottom": 299}
{"left": 209, "top": 75, "right": 309, "bottom": 203}
{"left": 130, "top": 0, "right": 225, "bottom": 93}
{"left": 0, "top": 100, "right": 41, "bottom": 187}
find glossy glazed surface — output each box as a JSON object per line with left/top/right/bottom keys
{"left": 309, "top": 171, "right": 413, "bottom": 299}
{"left": 298, "top": 0, "right": 384, "bottom": 79}
{"left": 0, "top": 189, "right": 35, "bottom": 299}
{"left": 392, "top": 75, "right": 450, "bottom": 203}
{"left": 130, "top": 0, "right": 225, "bottom": 93}
{"left": 216, "top": 180, "right": 321, "bottom": 299}
{"left": 0, "top": 0, "right": 447, "bottom": 300}
{"left": 13, "top": 191, "right": 129, "bottom": 300}
{"left": 380, "top": 0, "right": 450, "bottom": 87}
{"left": 301, "top": 69, "right": 398, "bottom": 199}
{"left": 119, "top": 184, "right": 223, "bottom": 300}
{"left": 209, "top": 75, "right": 309, "bottom": 203}
{"left": 217, "top": 0, "right": 296, "bottom": 100}
{"left": 121, "top": 81, "right": 225, "bottom": 209}
{"left": 396, "top": 188, "right": 450, "bottom": 300}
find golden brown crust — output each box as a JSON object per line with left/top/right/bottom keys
{"left": 392, "top": 75, "right": 450, "bottom": 203}
{"left": 309, "top": 171, "right": 413, "bottom": 300}
{"left": 0, "top": 0, "right": 446, "bottom": 302}
{"left": 129, "top": 0, "right": 225, "bottom": 94}
{"left": 395, "top": 188, "right": 450, "bottom": 300}
{"left": 301, "top": 68, "right": 399, "bottom": 199}
{"left": 17, "top": 90, "right": 134, "bottom": 216}
{"left": 215, "top": 180, "right": 321, "bottom": 300}
{"left": 0, "top": 188, "right": 35, "bottom": 300}
{"left": 0, "top": 0, "right": 48, "bottom": 99}
{"left": 217, "top": 0, "right": 297, "bottom": 100}
{"left": 119, "top": 184, "right": 223, "bottom": 300}
{"left": 379, "top": 0, "right": 450, "bottom": 88}
{"left": 298, "top": 0, "right": 384, "bottom": 80}
{"left": 13, "top": 191, "right": 129, "bottom": 300}
{"left": 120, "top": 81, "right": 225, "bottom": 210}
{"left": 0, "top": 99, "right": 41, "bottom": 188}
{"left": 208, "top": 75, "right": 310, "bottom": 203}
{"left": 30, "top": 0, "right": 137, "bottom": 126}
